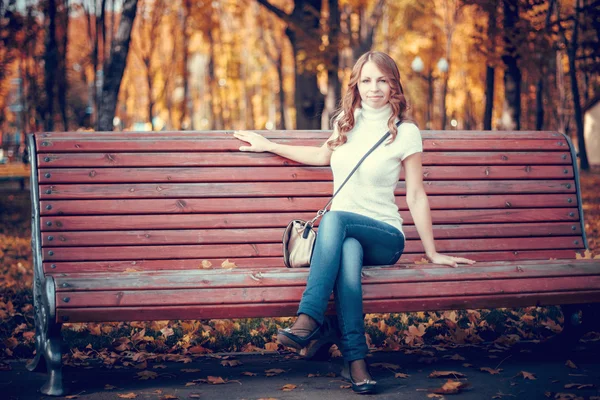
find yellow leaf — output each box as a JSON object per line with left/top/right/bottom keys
{"left": 207, "top": 376, "right": 227, "bottom": 384}
{"left": 427, "top": 394, "right": 444, "bottom": 399}
{"left": 566, "top": 360, "right": 578, "bottom": 369}
{"left": 430, "top": 379, "right": 470, "bottom": 394}
{"left": 221, "top": 259, "right": 238, "bottom": 269}
{"left": 123, "top": 268, "right": 139, "bottom": 273}
{"left": 160, "top": 396, "right": 178, "bottom": 400}
{"left": 117, "top": 394, "right": 137, "bottom": 399}
{"left": 264, "top": 342, "right": 279, "bottom": 351}
{"left": 185, "top": 382, "right": 196, "bottom": 387}
{"left": 201, "top": 260, "right": 212, "bottom": 269}
{"left": 281, "top": 384, "right": 297, "bottom": 391}
{"left": 429, "top": 370, "right": 466, "bottom": 378}
{"left": 414, "top": 257, "right": 429, "bottom": 264}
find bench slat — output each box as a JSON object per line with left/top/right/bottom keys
{"left": 55, "top": 291, "right": 600, "bottom": 322}
{"left": 40, "top": 223, "right": 582, "bottom": 247}
{"left": 39, "top": 180, "right": 576, "bottom": 199}
{"left": 39, "top": 194, "right": 579, "bottom": 216}
{"left": 42, "top": 250, "right": 585, "bottom": 273}
{"left": 37, "top": 151, "right": 573, "bottom": 167}
{"left": 36, "top": 138, "right": 569, "bottom": 152}
{"left": 53, "top": 261, "right": 600, "bottom": 291}
{"left": 56, "top": 276, "right": 600, "bottom": 308}
{"left": 38, "top": 165, "right": 574, "bottom": 183}
{"left": 42, "top": 236, "right": 584, "bottom": 261}
{"left": 40, "top": 209, "right": 580, "bottom": 231}
{"left": 36, "top": 130, "right": 567, "bottom": 140}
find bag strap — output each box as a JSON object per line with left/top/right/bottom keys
{"left": 307, "top": 120, "right": 401, "bottom": 226}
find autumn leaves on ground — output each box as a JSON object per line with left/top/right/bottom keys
{"left": 1, "top": 170, "right": 599, "bottom": 392}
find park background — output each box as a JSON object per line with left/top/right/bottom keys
{"left": 1, "top": 0, "right": 600, "bottom": 370}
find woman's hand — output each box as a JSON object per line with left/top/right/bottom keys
{"left": 233, "top": 130, "right": 275, "bottom": 153}
{"left": 426, "top": 252, "right": 476, "bottom": 268}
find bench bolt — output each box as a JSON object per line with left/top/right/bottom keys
{"left": 569, "top": 212, "right": 575, "bottom": 217}
{"left": 45, "top": 173, "right": 51, "bottom": 178}
{"left": 574, "top": 240, "right": 579, "bottom": 245}
{"left": 48, "top": 236, "right": 54, "bottom": 241}
{"left": 567, "top": 198, "right": 572, "bottom": 203}
{"left": 566, "top": 184, "right": 571, "bottom": 189}
{"left": 61, "top": 283, "right": 69, "bottom": 288}
{"left": 62, "top": 297, "right": 70, "bottom": 303}
{"left": 50, "top": 264, "right": 56, "bottom": 269}
{"left": 46, "top": 189, "right": 51, "bottom": 194}
{"left": 44, "top": 157, "right": 50, "bottom": 162}
{"left": 46, "top": 205, "right": 52, "bottom": 210}
{"left": 46, "top": 221, "right": 52, "bottom": 226}
{"left": 572, "top": 226, "right": 576, "bottom": 230}
{"left": 48, "top": 251, "right": 54, "bottom": 256}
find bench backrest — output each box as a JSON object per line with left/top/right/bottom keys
{"left": 28, "top": 130, "right": 587, "bottom": 275}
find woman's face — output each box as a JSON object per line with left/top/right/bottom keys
{"left": 358, "top": 60, "right": 391, "bottom": 109}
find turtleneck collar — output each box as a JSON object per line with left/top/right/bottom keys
{"left": 359, "top": 101, "right": 393, "bottom": 121}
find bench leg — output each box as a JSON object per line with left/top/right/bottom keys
{"left": 26, "top": 277, "right": 65, "bottom": 396}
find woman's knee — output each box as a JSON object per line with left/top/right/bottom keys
{"left": 339, "top": 238, "right": 363, "bottom": 287}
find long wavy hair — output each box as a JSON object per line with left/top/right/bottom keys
{"left": 328, "top": 51, "right": 411, "bottom": 149}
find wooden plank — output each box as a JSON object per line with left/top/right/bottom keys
{"left": 40, "top": 208, "right": 581, "bottom": 231}
{"left": 40, "top": 223, "right": 582, "bottom": 247}
{"left": 37, "top": 151, "right": 573, "bottom": 168}
{"left": 42, "top": 236, "right": 584, "bottom": 261}
{"left": 38, "top": 180, "right": 576, "bottom": 199}
{"left": 53, "top": 260, "right": 600, "bottom": 291}
{"left": 54, "top": 291, "right": 600, "bottom": 322}
{"left": 39, "top": 194, "right": 580, "bottom": 216}
{"left": 36, "top": 137, "right": 568, "bottom": 153}
{"left": 56, "top": 276, "right": 600, "bottom": 308}
{"left": 36, "top": 130, "right": 566, "bottom": 140}
{"left": 43, "top": 249, "right": 583, "bottom": 273}
{"left": 38, "top": 165, "right": 574, "bottom": 184}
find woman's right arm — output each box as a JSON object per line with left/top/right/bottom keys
{"left": 233, "top": 130, "right": 334, "bottom": 166}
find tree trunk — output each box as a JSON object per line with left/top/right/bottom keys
{"left": 57, "top": 0, "right": 69, "bottom": 130}
{"left": 500, "top": 0, "right": 521, "bottom": 130}
{"left": 180, "top": 0, "right": 192, "bottom": 129}
{"left": 535, "top": 79, "right": 544, "bottom": 130}
{"left": 44, "top": 0, "right": 58, "bottom": 131}
{"left": 207, "top": 27, "right": 223, "bottom": 130}
{"left": 484, "top": 66, "right": 494, "bottom": 130}
{"left": 322, "top": 0, "right": 341, "bottom": 129}
{"left": 277, "top": 50, "right": 286, "bottom": 129}
{"left": 568, "top": 0, "right": 589, "bottom": 170}
{"left": 97, "top": 0, "right": 138, "bottom": 132}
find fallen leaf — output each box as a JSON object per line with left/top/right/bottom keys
{"left": 430, "top": 379, "right": 470, "bottom": 394}
{"left": 395, "top": 373, "right": 410, "bottom": 378}
{"left": 480, "top": 367, "right": 502, "bottom": 375}
{"left": 241, "top": 371, "right": 257, "bottom": 376}
{"left": 566, "top": 360, "right": 578, "bottom": 369}
{"left": 462, "top": 363, "right": 473, "bottom": 368}
{"left": 517, "top": 371, "right": 536, "bottom": 380}
{"left": 201, "top": 260, "right": 213, "bottom": 269}
{"left": 564, "top": 383, "right": 595, "bottom": 389}
{"left": 123, "top": 268, "right": 139, "bottom": 273}
{"left": 188, "top": 395, "right": 201, "bottom": 399}
{"left": 221, "top": 359, "right": 243, "bottom": 367}
{"left": 340, "top": 384, "right": 352, "bottom": 389}
{"left": 429, "top": 370, "right": 466, "bottom": 378}
{"left": 117, "top": 394, "right": 137, "bottom": 399}
{"left": 136, "top": 370, "right": 158, "bottom": 380}
{"left": 160, "top": 396, "right": 178, "bottom": 400}
{"left": 264, "top": 342, "right": 279, "bottom": 351}
{"left": 221, "top": 259, "right": 237, "bottom": 269}
{"left": 206, "top": 376, "right": 227, "bottom": 384}
{"left": 427, "top": 394, "right": 444, "bottom": 399}
{"left": 281, "top": 384, "right": 297, "bottom": 391}
{"left": 181, "top": 369, "right": 201, "bottom": 373}
{"left": 185, "top": 382, "right": 196, "bottom": 387}
{"left": 265, "top": 368, "right": 286, "bottom": 376}
{"left": 307, "top": 373, "right": 320, "bottom": 377}
{"left": 153, "top": 364, "right": 167, "bottom": 369}
{"left": 104, "top": 385, "right": 117, "bottom": 390}
{"left": 414, "top": 257, "right": 429, "bottom": 264}
{"left": 371, "top": 362, "right": 401, "bottom": 370}
{"left": 444, "top": 354, "right": 466, "bottom": 361}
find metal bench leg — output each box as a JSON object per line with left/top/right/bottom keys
{"left": 26, "top": 277, "right": 65, "bottom": 396}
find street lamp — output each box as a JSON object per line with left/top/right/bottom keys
{"left": 411, "top": 56, "right": 448, "bottom": 130}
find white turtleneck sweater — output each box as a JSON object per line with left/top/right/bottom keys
{"left": 329, "top": 102, "right": 423, "bottom": 234}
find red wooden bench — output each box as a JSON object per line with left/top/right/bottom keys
{"left": 26, "top": 130, "right": 600, "bottom": 395}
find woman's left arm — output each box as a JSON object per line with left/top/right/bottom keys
{"left": 403, "top": 152, "right": 476, "bottom": 268}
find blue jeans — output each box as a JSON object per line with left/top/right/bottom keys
{"left": 297, "top": 211, "right": 405, "bottom": 362}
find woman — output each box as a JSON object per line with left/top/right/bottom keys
{"left": 234, "top": 51, "right": 475, "bottom": 394}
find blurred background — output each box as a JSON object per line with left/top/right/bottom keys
{"left": 0, "top": 0, "right": 599, "bottom": 168}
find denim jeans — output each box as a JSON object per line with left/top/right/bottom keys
{"left": 297, "top": 211, "right": 405, "bottom": 362}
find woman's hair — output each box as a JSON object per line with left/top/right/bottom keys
{"left": 328, "top": 51, "right": 411, "bottom": 149}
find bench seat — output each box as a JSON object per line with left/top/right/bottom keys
{"left": 26, "top": 129, "right": 600, "bottom": 395}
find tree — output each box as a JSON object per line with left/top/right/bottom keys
{"left": 97, "top": 0, "right": 138, "bottom": 131}
{"left": 499, "top": 0, "right": 521, "bottom": 130}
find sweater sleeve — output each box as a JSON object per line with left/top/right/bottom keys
{"left": 399, "top": 123, "right": 423, "bottom": 161}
